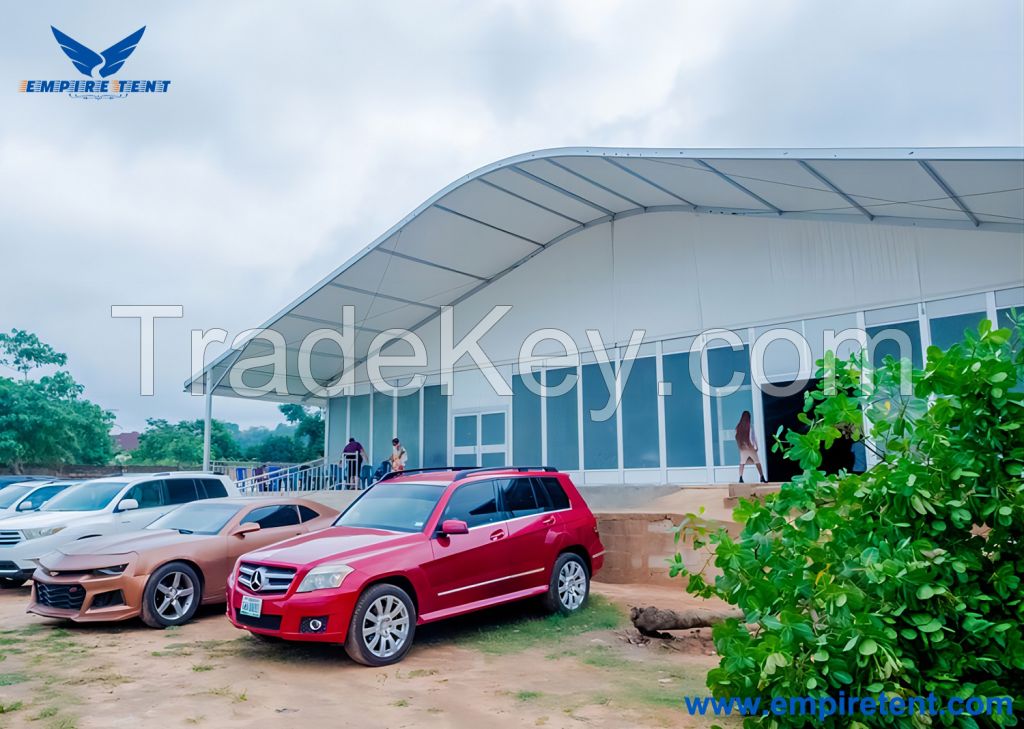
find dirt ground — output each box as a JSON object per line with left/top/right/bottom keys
{"left": 0, "top": 581, "right": 736, "bottom": 729}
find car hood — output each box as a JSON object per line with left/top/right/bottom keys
{"left": 56, "top": 529, "right": 216, "bottom": 558}
{"left": 0, "top": 510, "right": 97, "bottom": 530}
{"left": 243, "top": 526, "right": 421, "bottom": 569}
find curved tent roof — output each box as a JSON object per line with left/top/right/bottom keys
{"left": 186, "top": 146, "right": 1024, "bottom": 403}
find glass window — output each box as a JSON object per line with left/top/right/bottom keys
{"left": 125, "top": 480, "right": 165, "bottom": 509}
{"left": 165, "top": 478, "right": 198, "bottom": 505}
{"left": 349, "top": 394, "right": 371, "bottom": 459}
{"left": 481, "top": 452, "right": 505, "bottom": 467}
{"left": 422, "top": 386, "right": 448, "bottom": 468}
{"left": 298, "top": 505, "right": 320, "bottom": 522}
{"left": 396, "top": 393, "right": 420, "bottom": 469}
{"left": 454, "top": 415, "right": 476, "bottom": 447}
{"left": 198, "top": 478, "right": 228, "bottom": 499}
{"left": 442, "top": 480, "right": 501, "bottom": 528}
{"left": 242, "top": 504, "right": 301, "bottom": 529}
{"left": 545, "top": 367, "right": 579, "bottom": 470}
{"left": 663, "top": 351, "right": 706, "bottom": 467}
{"left": 0, "top": 485, "right": 32, "bottom": 509}
{"left": 930, "top": 311, "right": 985, "bottom": 350}
{"left": 337, "top": 481, "right": 446, "bottom": 532}
{"left": 42, "top": 480, "right": 129, "bottom": 512}
{"left": 582, "top": 363, "right": 617, "bottom": 469}
{"left": 372, "top": 391, "right": 394, "bottom": 467}
{"left": 867, "top": 321, "right": 923, "bottom": 369}
{"left": 149, "top": 502, "right": 242, "bottom": 535}
{"left": 708, "top": 346, "right": 753, "bottom": 467}
{"left": 998, "top": 308, "right": 1017, "bottom": 330}
{"left": 481, "top": 413, "right": 505, "bottom": 446}
{"left": 498, "top": 478, "right": 542, "bottom": 517}
{"left": 453, "top": 453, "right": 476, "bottom": 467}
{"left": 20, "top": 485, "right": 67, "bottom": 509}
{"left": 512, "top": 373, "right": 542, "bottom": 465}
{"left": 534, "top": 476, "right": 570, "bottom": 511}
{"left": 621, "top": 356, "right": 659, "bottom": 469}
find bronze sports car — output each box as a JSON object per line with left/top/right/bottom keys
{"left": 28, "top": 497, "right": 338, "bottom": 628}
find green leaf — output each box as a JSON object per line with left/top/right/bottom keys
{"left": 858, "top": 639, "right": 878, "bottom": 656}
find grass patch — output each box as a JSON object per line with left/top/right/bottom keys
{"left": 0, "top": 672, "right": 29, "bottom": 686}
{"left": 63, "top": 673, "right": 131, "bottom": 687}
{"left": 402, "top": 668, "right": 438, "bottom": 679}
{"left": 450, "top": 596, "right": 625, "bottom": 655}
{"left": 207, "top": 686, "right": 247, "bottom": 703}
{"left": 0, "top": 701, "right": 23, "bottom": 713}
{"left": 192, "top": 663, "right": 215, "bottom": 673}
{"left": 391, "top": 699, "right": 409, "bottom": 708}
{"left": 516, "top": 690, "right": 543, "bottom": 701}
{"left": 34, "top": 707, "right": 59, "bottom": 719}
{"left": 579, "top": 645, "right": 633, "bottom": 670}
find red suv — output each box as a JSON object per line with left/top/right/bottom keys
{"left": 225, "top": 466, "right": 604, "bottom": 666}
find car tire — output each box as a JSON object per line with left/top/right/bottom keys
{"left": 0, "top": 577, "right": 26, "bottom": 589}
{"left": 344, "top": 583, "right": 417, "bottom": 667}
{"left": 140, "top": 562, "right": 202, "bottom": 629}
{"left": 542, "top": 552, "right": 590, "bottom": 615}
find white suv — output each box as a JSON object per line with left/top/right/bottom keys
{"left": 0, "top": 472, "right": 239, "bottom": 587}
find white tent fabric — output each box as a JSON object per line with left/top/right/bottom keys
{"left": 185, "top": 146, "right": 1024, "bottom": 403}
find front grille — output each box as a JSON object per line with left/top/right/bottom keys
{"left": 0, "top": 531, "right": 22, "bottom": 547}
{"left": 237, "top": 563, "right": 296, "bottom": 594}
{"left": 35, "top": 582, "right": 86, "bottom": 610}
{"left": 235, "top": 608, "right": 282, "bottom": 630}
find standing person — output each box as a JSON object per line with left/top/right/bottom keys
{"left": 390, "top": 437, "right": 408, "bottom": 473}
{"left": 341, "top": 437, "right": 366, "bottom": 487}
{"left": 735, "top": 411, "right": 767, "bottom": 484}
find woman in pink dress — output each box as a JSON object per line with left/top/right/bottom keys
{"left": 735, "top": 410, "right": 767, "bottom": 484}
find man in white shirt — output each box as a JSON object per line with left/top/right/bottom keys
{"left": 390, "top": 437, "right": 408, "bottom": 473}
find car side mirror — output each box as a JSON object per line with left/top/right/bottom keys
{"left": 230, "top": 522, "right": 261, "bottom": 538}
{"left": 439, "top": 519, "right": 469, "bottom": 536}
{"left": 16, "top": 501, "right": 33, "bottom": 512}
{"left": 117, "top": 498, "right": 139, "bottom": 512}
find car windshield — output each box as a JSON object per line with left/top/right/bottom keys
{"left": 41, "top": 480, "right": 129, "bottom": 512}
{"left": 0, "top": 485, "right": 32, "bottom": 509}
{"left": 335, "top": 481, "right": 447, "bottom": 533}
{"left": 148, "top": 502, "right": 242, "bottom": 535}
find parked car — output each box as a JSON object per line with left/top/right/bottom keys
{"left": 0, "top": 472, "right": 239, "bottom": 588}
{"left": 226, "top": 466, "right": 604, "bottom": 666}
{"left": 0, "top": 475, "right": 55, "bottom": 491}
{"left": 0, "top": 480, "right": 81, "bottom": 519}
{"left": 28, "top": 497, "right": 338, "bottom": 627}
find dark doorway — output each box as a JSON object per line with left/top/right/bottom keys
{"left": 761, "top": 378, "right": 859, "bottom": 482}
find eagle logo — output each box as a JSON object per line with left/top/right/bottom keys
{"left": 51, "top": 26, "right": 146, "bottom": 79}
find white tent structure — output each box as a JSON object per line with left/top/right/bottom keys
{"left": 186, "top": 146, "right": 1024, "bottom": 479}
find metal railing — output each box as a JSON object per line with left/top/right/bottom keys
{"left": 234, "top": 457, "right": 360, "bottom": 494}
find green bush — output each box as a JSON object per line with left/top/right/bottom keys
{"left": 674, "top": 317, "right": 1023, "bottom": 727}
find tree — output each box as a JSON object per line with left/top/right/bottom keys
{"left": 133, "top": 418, "right": 241, "bottom": 466}
{"left": 0, "top": 329, "right": 67, "bottom": 380}
{"left": 674, "top": 318, "right": 1023, "bottom": 726}
{"left": 279, "top": 404, "right": 324, "bottom": 461}
{"left": 0, "top": 350, "right": 114, "bottom": 472}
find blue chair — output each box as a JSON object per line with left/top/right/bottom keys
{"left": 234, "top": 467, "right": 247, "bottom": 483}
{"left": 267, "top": 465, "right": 282, "bottom": 491}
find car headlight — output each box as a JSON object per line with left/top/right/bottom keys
{"left": 94, "top": 564, "right": 128, "bottom": 576}
{"left": 21, "top": 527, "right": 65, "bottom": 540}
{"left": 296, "top": 564, "right": 353, "bottom": 593}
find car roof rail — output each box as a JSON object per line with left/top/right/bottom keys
{"left": 454, "top": 465, "right": 558, "bottom": 480}
{"left": 377, "top": 467, "right": 459, "bottom": 483}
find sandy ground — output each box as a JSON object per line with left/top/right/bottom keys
{"left": 0, "top": 581, "right": 736, "bottom": 729}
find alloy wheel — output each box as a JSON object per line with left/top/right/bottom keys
{"left": 155, "top": 570, "right": 195, "bottom": 621}
{"left": 557, "top": 560, "right": 587, "bottom": 610}
{"left": 361, "top": 594, "right": 410, "bottom": 659}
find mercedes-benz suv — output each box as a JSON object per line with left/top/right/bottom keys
{"left": 226, "top": 466, "right": 604, "bottom": 666}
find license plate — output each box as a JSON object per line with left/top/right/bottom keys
{"left": 240, "top": 595, "right": 262, "bottom": 618}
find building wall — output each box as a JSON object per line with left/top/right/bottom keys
{"left": 325, "top": 210, "right": 1023, "bottom": 484}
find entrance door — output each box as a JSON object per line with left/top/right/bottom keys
{"left": 452, "top": 411, "right": 507, "bottom": 468}
{"left": 762, "top": 378, "right": 860, "bottom": 482}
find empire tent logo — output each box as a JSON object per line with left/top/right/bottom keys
{"left": 18, "top": 25, "right": 170, "bottom": 99}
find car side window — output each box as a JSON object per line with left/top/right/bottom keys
{"left": 197, "top": 478, "right": 228, "bottom": 499}
{"left": 125, "top": 480, "right": 165, "bottom": 509}
{"left": 165, "top": 478, "right": 199, "bottom": 505}
{"left": 441, "top": 480, "right": 501, "bottom": 529}
{"left": 498, "top": 478, "right": 544, "bottom": 518}
{"left": 535, "top": 477, "right": 570, "bottom": 511}
{"left": 298, "top": 505, "right": 320, "bottom": 522}
{"left": 242, "top": 505, "right": 301, "bottom": 529}
{"left": 26, "top": 485, "right": 65, "bottom": 507}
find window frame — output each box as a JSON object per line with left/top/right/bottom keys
{"left": 437, "top": 479, "right": 502, "bottom": 531}
{"left": 241, "top": 504, "right": 302, "bottom": 529}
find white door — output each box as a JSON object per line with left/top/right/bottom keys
{"left": 452, "top": 411, "right": 507, "bottom": 468}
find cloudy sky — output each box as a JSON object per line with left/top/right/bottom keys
{"left": 2, "top": 0, "right": 1022, "bottom": 433}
